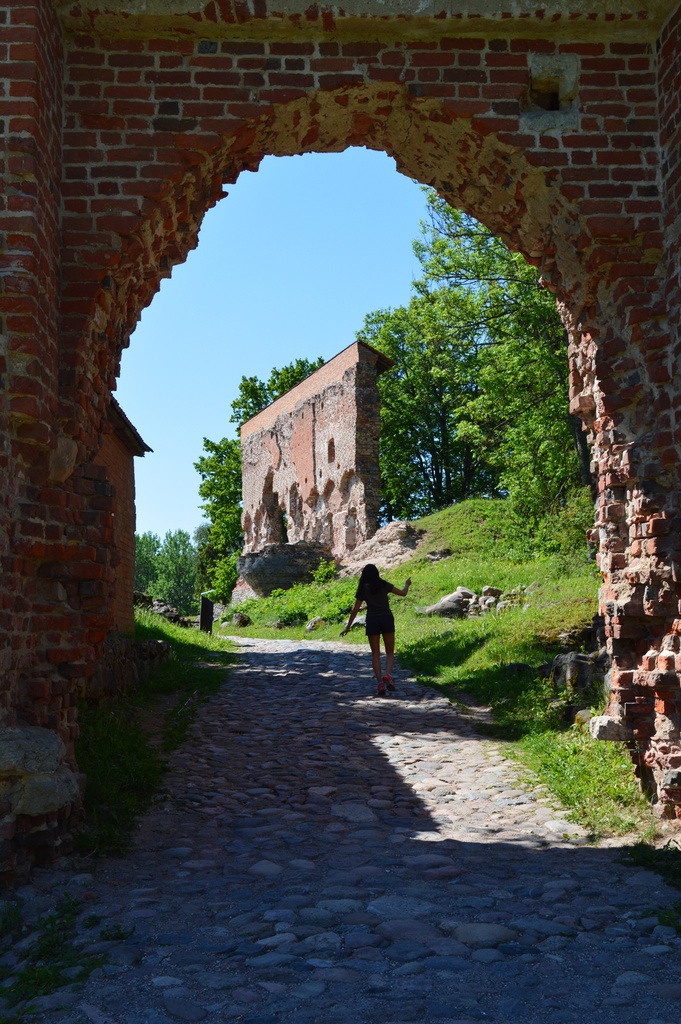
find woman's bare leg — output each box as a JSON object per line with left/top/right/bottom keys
{"left": 384, "top": 632, "right": 395, "bottom": 678}
{"left": 368, "top": 634, "right": 383, "bottom": 683}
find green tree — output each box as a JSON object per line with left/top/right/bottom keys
{"left": 229, "top": 356, "right": 325, "bottom": 428}
{"left": 151, "top": 529, "right": 197, "bottom": 615}
{"left": 415, "top": 193, "right": 588, "bottom": 526}
{"left": 359, "top": 290, "right": 499, "bottom": 520}
{"left": 360, "top": 189, "right": 588, "bottom": 527}
{"left": 194, "top": 437, "right": 243, "bottom": 602}
{"left": 134, "top": 531, "right": 160, "bottom": 593}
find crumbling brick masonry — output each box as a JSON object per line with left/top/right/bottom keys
{"left": 3, "top": 0, "right": 681, "bottom": 877}
{"left": 240, "top": 341, "right": 393, "bottom": 561}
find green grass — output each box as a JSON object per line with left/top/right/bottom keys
{"left": 514, "top": 730, "right": 648, "bottom": 837}
{"left": 222, "top": 498, "right": 656, "bottom": 840}
{"left": 0, "top": 896, "right": 104, "bottom": 1018}
{"left": 74, "top": 613, "right": 236, "bottom": 856}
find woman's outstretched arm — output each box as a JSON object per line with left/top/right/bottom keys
{"left": 340, "top": 598, "right": 363, "bottom": 636}
{"left": 390, "top": 577, "right": 412, "bottom": 598}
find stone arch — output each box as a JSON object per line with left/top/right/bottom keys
{"left": 261, "top": 470, "right": 284, "bottom": 545}
{"left": 5, "top": 0, "right": 681, "bottom": 878}
{"left": 59, "top": 84, "right": 586, "bottom": 464}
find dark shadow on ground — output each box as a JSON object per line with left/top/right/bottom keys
{"left": 32, "top": 639, "right": 681, "bottom": 1024}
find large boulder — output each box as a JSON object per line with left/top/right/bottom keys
{"left": 551, "top": 649, "right": 611, "bottom": 696}
{"left": 238, "top": 541, "right": 332, "bottom": 597}
{"left": 589, "top": 716, "right": 631, "bottom": 741}
{"left": 0, "top": 726, "right": 66, "bottom": 776}
{"left": 0, "top": 727, "right": 80, "bottom": 817}
{"left": 421, "top": 593, "right": 468, "bottom": 618}
{"left": 339, "top": 521, "right": 425, "bottom": 575}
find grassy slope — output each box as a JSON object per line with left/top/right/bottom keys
{"left": 225, "top": 498, "right": 655, "bottom": 839}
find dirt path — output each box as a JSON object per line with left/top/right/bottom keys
{"left": 11, "top": 638, "right": 681, "bottom": 1024}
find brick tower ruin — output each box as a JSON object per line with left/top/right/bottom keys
{"left": 239, "top": 342, "right": 392, "bottom": 593}
{"left": 3, "top": 0, "right": 681, "bottom": 877}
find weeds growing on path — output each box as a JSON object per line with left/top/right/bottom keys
{"left": 0, "top": 896, "right": 105, "bottom": 1021}
{"left": 75, "top": 614, "right": 235, "bottom": 856}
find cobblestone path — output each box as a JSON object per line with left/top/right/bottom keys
{"left": 15, "top": 639, "right": 681, "bottom": 1024}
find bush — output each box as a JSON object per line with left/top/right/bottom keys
{"left": 310, "top": 557, "right": 339, "bottom": 585}
{"left": 233, "top": 576, "right": 356, "bottom": 628}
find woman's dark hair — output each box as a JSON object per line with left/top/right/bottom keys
{"left": 357, "top": 563, "right": 381, "bottom": 597}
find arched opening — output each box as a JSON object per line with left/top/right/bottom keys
{"left": 55, "top": 92, "right": 668, "bottom": 796}
{"left": 5, "top": 1, "right": 680, "bottom": 883}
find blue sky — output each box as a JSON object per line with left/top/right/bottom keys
{"left": 115, "top": 147, "right": 429, "bottom": 539}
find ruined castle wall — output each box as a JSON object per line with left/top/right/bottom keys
{"left": 627, "top": 6, "right": 681, "bottom": 799}
{"left": 241, "top": 342, "right": 384, "bottom": 560}
{"left": 5, "top": 0, "right": 681, "bottom": 874}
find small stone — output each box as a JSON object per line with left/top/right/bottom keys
{"left": 317, "top": 899, "right": 362, "bottom": 913}
{"left": 21, "top": 989, "right": 80, "bottom": 1012}
{"left": 291, "top": 981, "right": 326, "bottom": 998}
{"left": 509, "top": 916, "right": 574, "bottom": 936}
{"left": 245, "top": 952, "right": 296, "bottom": 967}
{"left": 614, "top": 971, "right": 652, "bottom": 986}
{"left": 305, "top": 617, "right": 325, "bottom": 632}
{"left": 454, "top": 923, "right": 517, "bottom": 948}
{"left": 330, "top": 802, "right": 377, "bottom": 823}
{"left": 471, "top": 947, "right": 504, "bottom": 962}
{"left": 377, "top": 919, "right": 442, "bottom": 943}
{"left": 248, "top": 860, "right": 283, "bottom": 877}
{"left": 368, "top": 896, "right": 435, "bottom": 918}
{"left": 652, "top": 984, "right": 681, "bottom": 1000}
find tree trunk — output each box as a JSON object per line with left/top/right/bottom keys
{"left": 568, "top": 414, "right": 593, "bottom": 492}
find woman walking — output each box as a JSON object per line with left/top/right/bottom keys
{"left": 340, "top": 563, "right": 411, "bottom": 696}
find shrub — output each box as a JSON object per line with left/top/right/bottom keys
{"left": 310, "top": 557, "right": 339, "bottom": 585}
{"left": 233, "top": 576, "right": 356, "bottom": 627}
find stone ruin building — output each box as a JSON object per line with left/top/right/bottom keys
{"left": 4, "top": 0, "right": 681, "bottom": 878}
{"left": 237, "top": 342, "right": 393, "bottom": 596}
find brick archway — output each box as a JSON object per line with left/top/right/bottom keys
{"left": 3, "top": 0, "right": 681, "bottom": 878}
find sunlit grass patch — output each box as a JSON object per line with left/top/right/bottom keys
{"left": 513, "top": 730, "right": 652, "bottom": 838}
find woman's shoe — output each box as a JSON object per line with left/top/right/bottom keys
{"left": 382, "top": 674, "right": 396, "bottom": 692}
{"left": 377, "top": 682, "right": 387, "bottom": 697}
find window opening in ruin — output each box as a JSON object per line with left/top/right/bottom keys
{"left": 328, "top": 438, "right": 335, "bottom": 462}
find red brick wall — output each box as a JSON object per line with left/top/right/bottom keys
{"left": 0, "top": 0, "right": 65, "bottom": 728}
{"left": 241, "top": 343, "right": 384, "bottom": 557}
{"left": 5, "top": 1, "right": 681, "bottom": 875}
{"left": 93, "top": 433, "right": 136, "bottom": 635}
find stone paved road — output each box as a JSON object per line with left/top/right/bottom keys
{"left": 12, "top": 638, "right": 681, "bottom": 1024}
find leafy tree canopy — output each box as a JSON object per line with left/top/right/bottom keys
{"left": 360, "top": 189, "right": 590, "bottom": 529}
{"left": 134, "top": 531, "right": 160, "bottom": 594}
{"left": 143, "top": 529, "right": 198, "bottom": 615}
{"left": 229, "top": 356, "right": 325, "bottom": 428}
